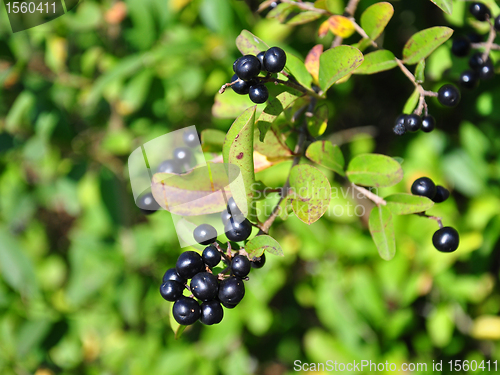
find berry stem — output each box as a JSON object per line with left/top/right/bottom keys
{"left": 481, "top": 20, "right": 497, "bottom": 62}
{"left": 351, "top": 184, "right": 387, "bottom": 206}
{"left": 415, "top": 212, "right": 444, "bottom": 229}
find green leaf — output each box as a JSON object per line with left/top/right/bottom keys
{"left": 360, "top": 2, "right": 394, "bottom": 41}
{"left": 246, "top": 235, "right": 283, "bottom": 257}
{"left": 286, "top": 11, "right": 322, "bottom": 26}
{"left": 428, "top": 0, "right": 453, "bottom": 15}
{"left": 415, "top": 59, "right": 426, "bottom": 82}
{"left": 403, "top": 88, "right": 420, "bottom": 114}
{"left": 305, "top": 140, "right": 345, "bottom": 176}
{"left": 285, "top": 54, "right": 313, "bottom": 91}
{"left": 120, "top": 69, "right": 154, "bottom": 114}
{"left": 307, "top": 103, "right": 329, "bottom": 137}
{"left": 346, "top": 153, "right": 403, "bottom": 188}
{"left": 212, "top": 90, "right": 255, "bottom": 119}
{"left": 402, "top": 26, "right": 454, "bottom": 65}
{"left": 256, "top": 88, "right": 302, "bottom": 141}
{"left": 235, "top": 30, "right": 270, "bottom": 56}
{"left": 253, "top": 129, "right": 293, "bottom": 160}
{"left": 385, "top": 193, "right": 435, "bottom": 215}
{"left": 369, "top": 205, "right": 395, "bottom": 260}
{"left": 267, "top": 3, "right": 296, "bottom": 22}
{"left": 318, "top": 46, "right": 364, "bottom": 92}
{"left": 353, "top": 50, "right": 397, "bottom": 75}
{"left": 223, "top": 106, "right": 257, "bottom": 217}
{"left": 201, "top": 129, "right": 226, "bottom": 152}
{"left": 289, "top": 164, "right": 331, "bottom": 224}
{"left": 169, "top": 302, "right": 188, "bottom": 339}
{"left": 0, "top": 228, "right": 38, "bottom": 298}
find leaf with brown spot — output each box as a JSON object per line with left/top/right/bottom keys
{"left": 246, "top": 235, "right": 283, "bottom": 257}
{"left": 402, "top": 26, "right": 453, "bottom": 65}
{"left": 235, "top": 30, "right": 270, "bottom": 56}
{"left": 360, "top": 2, "right": 394, "bottom": 41}
{"left": 305, "top": 140, "right": 344, "bottom": 175}
{"left": 318, "top": 46, "right": 364, "bottom": 92}
{"left": 327, "top": 15, "right": 355, "bottom": 38}
{"left": 289, "top": 164, "right": 331, "bottom": 224}
{"left": 305, "top": 44, "right": 323, "bottom": 84}
{"left": 223, "top": 106, "right": 257, "bottom": 218}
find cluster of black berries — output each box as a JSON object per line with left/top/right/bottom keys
{"left": 160, "top": 198, "right": 266, "bottom": 326}
{"left": 452, "top": 2, "right": 499, "bottom": 89}
{"left": 231, "top": 46, "right": 287, "bottom": 104}
{"left": 411, "top": 177, "right": 459, "bottom": 253}
{"left": 392, "top": 84, "right": 461, "bottom": 136}
{"left": 136, "top": 128, "right": 199, "bottom": 215}
{"left": 392, "top": 113, "right": 437, "bottom": 135}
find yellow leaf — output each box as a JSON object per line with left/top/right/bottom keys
{"left": 304, "top": 44, "right": 323, "bottom": 84}
{"left": 471, "top": 316, "right": 500, "bottom": 340}
{"left": 318, "top": 20, "right": 330, "bottom": 38}
{"left": 327, "top": 15, "right": 355, "bottom": 38}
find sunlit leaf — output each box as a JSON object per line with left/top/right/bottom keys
{"left": 353, "top": 50, "right": 397, "bottom": 75}
{"left": 346, "top": 154, "right": 403, "bottom": 188}
{"left": 318, "top": 46, "right": 364, "bottom": 92}
{"left": 305, "top": 140, "right": 344, "bottom": 175}
{"left": 402, "top": 26, "right": 453, "bottom": 65}
{"left": 385, "top": 193, "right": 434, "bottom": 215}
{"left": 369, "top": 205, "right": 396, "bottom": 260}
{"left": 246, "top": 235, "right": 283, "bottom": 257}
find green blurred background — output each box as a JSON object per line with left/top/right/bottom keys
{"left": 1, "top": 0, "right": 500, "bottom": 374}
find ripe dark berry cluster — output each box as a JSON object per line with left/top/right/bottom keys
{"left": 451, "top": 3, "right": 498, "bottom": 89}
{"left": 392, "top": 113, "right": 436, "bottom": 135}
{"left": 160, "top": 245, "right": 266, "bottom": 326}
{"left": 231, "top": 47, "right": 287, "bottom": 104}
{"left": 410, "top": 177, "right": 459, "bottom": 252}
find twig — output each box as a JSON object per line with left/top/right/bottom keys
{"left": 471, "top": 42, "right": 500, "bottom": 51}
{"left": 280, "top": 0, "right": 328, "bottom": 14}
{"left": 351, "top": 184, "right": 386, "bottom": 206}
{"left": 481, "top": 20, "right": 497, "bottom": 62}
{"left": 415, "top": 212, "right": 443, "bottom": 229}
{"left": 350, "top": 19, "right": 378, "bottom": 48}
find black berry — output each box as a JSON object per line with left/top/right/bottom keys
{"left": 256, "top": 51, "right": 266, "bottom": 71}
{"left": 432, "top": 227, "right": 460, "bottom": 252}
{"left": 160, "top": 280, "right": 184, "bottom": 301}
{"left": 231, "top": 255, "right": 251, "bottom": 278}
{"left": 467, "top": 32, "right": 483, "bottom": 44}
{"left": 421, "top": 115, "right": 436, "bottom": 133}
{"left": 190, "top": 272, "right": 219, "bottom": 301}
{"left": 183, "top": 128, "right": 200, "bottom": 148}
{"left": 202, "top": 245, "right": 221, "bottom": 268}
{"left": 478, "top": 59, "right": 495, "bottom": 80}
{"left": 437, "top": 84, "right": 460, "bottom": 107}
{"left": 251, "top": 253, "right": 266, "bottom": 268}
{"left": 249, "top": 83, "right": 269, "bottom": 104}
{"left": 137, "top": 192, "right": 160, "bottom": 214}
{"left": 176, "top": 251, "right": 204, "bottom": 279}
{"left": 162, "top": 267, "right": 187, "bottom": 284}
{"left": 172, "top": 147, "right": 193, "bottom": 169}
{"left": 172, "top": 296, "right": 200, "bottom": 325}
{"left": 221, "top": 301, "right": 237, "bottom": 309}
{"left": 157, "top": 159, "right": 182, "bottom": 174}
{"left": 451, "top": 36, "right": 471, "bottom": 57}
{"left": 393, "top": 114, "right": 407, "bottom": 136}
{"left": 221, "top": 209, "right": 233, "bottom": 225}
{"left": 495, "top": 15, "right": 500, "bottom": 31}
{"left": 469, "top": 52, "right": 491, "bottom": 70}
{"left": 225, "top": 218, "right": 252, "bottom": 242}
{"left": 404, "top": 114, "right": 422, "bottom": 132}
{"left": 433, "top": 186, "right": 450, "bottom": 203}
{"left": 469, "top": 2, "right": 491, "bottom": 22}
{"left": 200, "top": 300, "right": 224, "bottom": 325}
{"left": 193, "top": 224, "right": 218, "bottom": 245}
{"left": 231, "top": 74, "right": 253, "bottom": 95}
{"left": 227, "top": 197, "right": 243, "bottom": 216}
{"left": 234, "top": 55, "right": 261, "bottom": 81}
{"left": 459, "top": 70, "right": 479, "bottom": 90}
{"left": 263, "top": 47, "right": 287, "bottom": 73}
{"left": 411, "top": 177, "right": 437, "bottom": 199}
{"left": 218, "top": 276, "right": 245, "bottom": 305}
